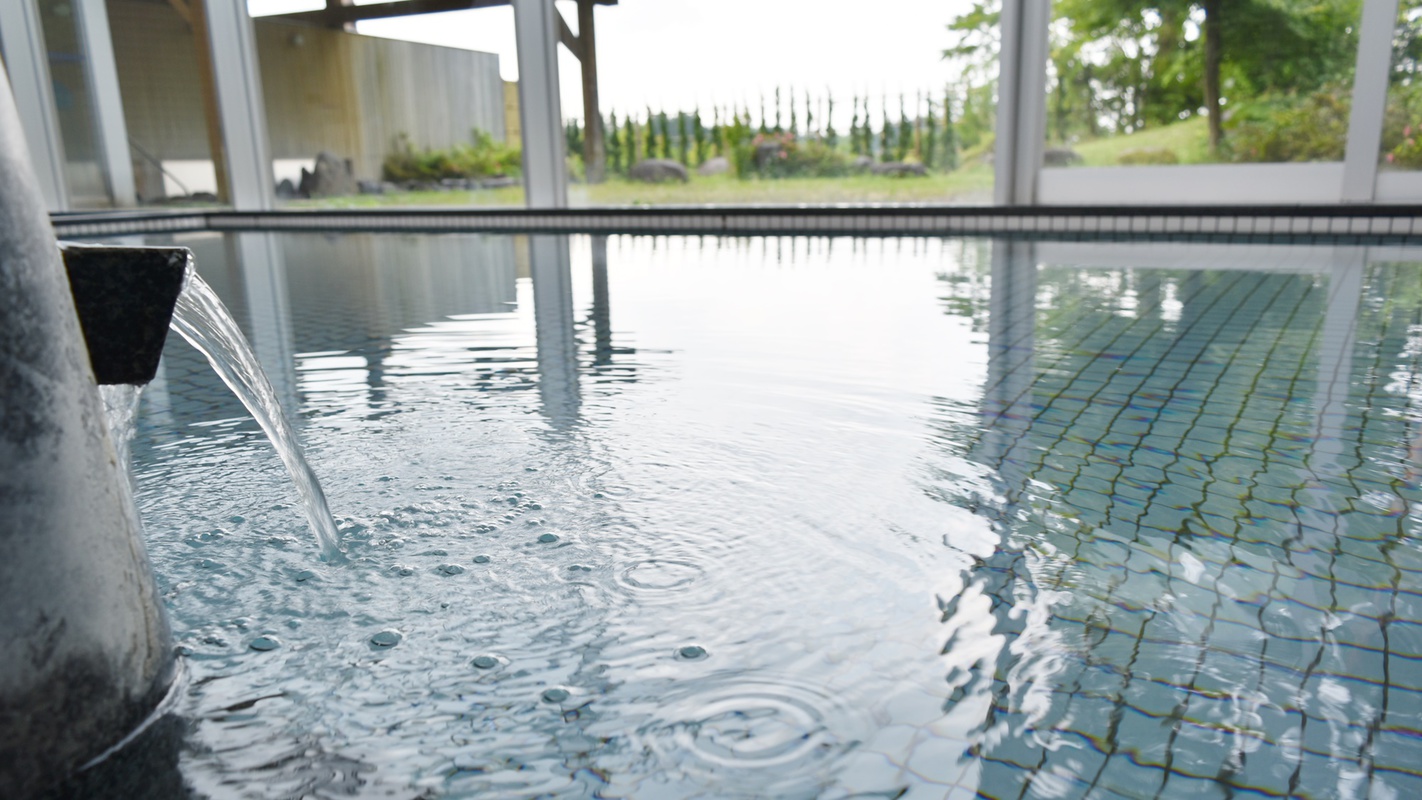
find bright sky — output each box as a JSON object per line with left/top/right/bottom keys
{"left": 247, "top": 0, "right": 976, "bottom": 128}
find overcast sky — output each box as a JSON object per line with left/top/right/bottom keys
{"left": 248, "top": 0, "right": 976, "bottom": 128}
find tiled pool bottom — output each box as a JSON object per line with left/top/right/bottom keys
{"left": 956, "top": 253, "right": 1422, "bottom": 797}
{"left": 107, "top": 233, "right": 1421, "bottom": 799}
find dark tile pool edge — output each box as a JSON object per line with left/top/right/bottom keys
{"left": 50, "top": 205, "right": 1422, "bottom": 243}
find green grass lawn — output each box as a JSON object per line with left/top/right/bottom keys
{"left": 286, "top": 163, "right": 996, "bottom": 210}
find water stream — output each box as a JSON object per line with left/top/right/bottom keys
{"left": 169, "top": 267, "right": 344, "bottom": 561}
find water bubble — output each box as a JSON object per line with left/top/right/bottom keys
{"left": 677, "top": 645, "right": 708, "bottom": 660}
{"left": 526, "top": 502, "right": 543, "bottom": 511}
{"left": 567, "top": 564, "right": 593, "bottom": 572}
{"left": 537, "top": 533, "right": 560, "bottom": 544}
{"left": 472, "top": 655, "right": 499, "bottom": 669}
{"left": 437, "top": 564, "right": 466, "bottom": 576}
{"left": 249, "top": 635, "right": 281, "bottom": 652}
{"left": 228, "top": 515, "right": 246, "bottom": 524}
{"left": 542, "top": 688, "right": 570, "bottom": 704}
{"left": 472, "top": 555, "right": 491, "bottom": 564}
{"left": 391, "top": 564, "right": 415, "bottom": 577}
{"left": 370, "top": 629, "right": 403, "bottom": 648}
{"left": 295, "top": 570, "right": 316, "bottom": 582}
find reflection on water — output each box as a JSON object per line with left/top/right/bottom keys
{"left": 94, "top": 231, "right": 1422, "bottom": 798}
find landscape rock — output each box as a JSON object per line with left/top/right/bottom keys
{"left": 1043, "top": 147, "right": 1084, "bottom": 167}
{"left": 629, "top": 159, "right": 689, "bottom": 183}
{"left": 870, "top": 161, "right": 928, "bottom": 177}
{"left": 298, "top": 151, "right": 356, "bottom": 197}
{"left": 851, "top": 156, "right": 874, "bottom": 171}
{"left": 275, "top": 178, "right": 299, "bottom": 199}
{"left": 357, "top": 179, "right": 385, "bottom": 195}
{"left": 480, "top": 176, "right": 520, "bottom": 189}
{"left": 697, "top": 156, "right": 730, "bottom": 176}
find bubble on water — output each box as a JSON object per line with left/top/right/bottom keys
{"left": 542, "top": 688, "right": 570, "bottom": 704}
{"left": 526, "top": 502, "right": 543, "bottom": 511}
{"left": 370, "top": 630, "right": 403, "bottom": 648}
{"left": 425, "top": 549, "right": 450, "bottom": 557}
{"left": 438, "top": 563, "right": 466, "bottom": 575}
{"left": 249, "top": 636, "right": 281, "bottom": 652}
{"left": 391, "top": 564, "right": 415, "bottom": 577}
{"left": 472, "top": 655, "right": 499, "bottom": 669}
{"left": 472, "top": 555, "right": 491, "bottom": 564}
{"left": 677, "top": 645, "right": 708, "bottom": 660}
{"left": 567, "top": 564, "right": 594, "bottom": 572}
{"left": 295, "top": 570, "right": 316, "bottom": 582}
{"left": 228, "top": 515, "right": 246, "bottom": 524}
{"left": 537, "top": 533, "right": 560, "bottom": 544}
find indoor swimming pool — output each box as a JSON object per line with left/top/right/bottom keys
{"left": 98, "top": 231, "right": 1422, "bottom": 799}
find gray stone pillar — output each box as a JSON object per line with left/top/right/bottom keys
{"left": 0, "top": 61, "right": 174, "bottom": 798}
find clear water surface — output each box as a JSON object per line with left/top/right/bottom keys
{"left": 103, "top": 232, "right": 1422, "bottom": 799}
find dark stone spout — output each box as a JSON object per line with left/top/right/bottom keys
{"left": 61, "top": 244, "right": 189, "bottom": 386}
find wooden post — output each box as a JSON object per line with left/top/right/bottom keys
{"left": 577, "top": 0, "right": 605, "bottom": 183}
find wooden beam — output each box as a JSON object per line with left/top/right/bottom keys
{"left": 165, "top": 0, "right": 193, "bottom": 27}
{"left": 577, "top": 0, "right": 604, "bottom": 182}
{"left": 271, "top": 0, "right": 614, "bottom": 29}
{"left": 557, "top": 9, "right": 581, "bottom": 61}
{"left": 273, "top": 0, "right": 511, "bottom": 28}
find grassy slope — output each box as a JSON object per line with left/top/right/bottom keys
{"left": 1069, "top": 117, "right": 1213, "bottom": 166}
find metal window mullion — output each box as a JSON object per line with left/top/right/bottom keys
{"left": 0, "top": 0, "right": 68, "bottom": 211}
{"left": 74, "top": 0, "right": 135, "bottom": 208}
{"left": 204, "top": 0, "right": 273, "bottom": 211}
{"left": 1342, "top": 0, "right": 1400, "bottom": 203}
{"left": 513, "top": 0, "right": 568, "bottom": 209}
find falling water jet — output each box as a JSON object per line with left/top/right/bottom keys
{"left": 169, "top": 265, "right": 345, "bottom": 562}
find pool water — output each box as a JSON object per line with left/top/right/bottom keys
{"left": 108, "top": 232, "right": 1422, "bottom": 799}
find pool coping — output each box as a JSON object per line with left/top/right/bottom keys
{"left": 48, "top": 204, "right": 1422, "bottom": 243}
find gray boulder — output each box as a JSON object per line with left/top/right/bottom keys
{"left": 1043, "top": 147, "right": 1083, "bottom": 167}
{"left": 275, "top": 178, "right": 299, "bottom": 199}
{"left": 697, "top": 156, "right": 730, "bottom": 176}
{"left": 629, "top": 159, "right": 689, "bottom": 183}
{"left": 357, "top": 179, "right": 385, "bottom": 195}
{"left": 298, "top": 151, "right": 356, "bottom": 197}
{"left": 870, "top": 161, "right": 928, "bottom": 177}
{"left": 851, "top": 155, "right": 874, "bottom": 171}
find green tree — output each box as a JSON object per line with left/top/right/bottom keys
{"left": 606, "top": 110, "right": 621, "bottom": 174}
{"left": 941, "top": 87, "right": 960, "bottom": 170}
{"left": 880, "top": 96, "right": 892, "bottom": 161}
{"left": 897, "top": 94, "right": 911, "bottom": 161}
{"left": 678, "top": 112, "right": 691, "bottom": 165}
{"left": 923, "top": 95, "right": 938, "bottom": 169}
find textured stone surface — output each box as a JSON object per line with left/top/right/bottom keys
{"left": 629, "top": 159, "right": 689, "bottom": 183}
{"left": 0, "top": 62, "right": 174, "bottom": 799}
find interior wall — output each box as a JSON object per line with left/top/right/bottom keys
{"left": 106, "top": 0, "right": 506, "bottom": 190}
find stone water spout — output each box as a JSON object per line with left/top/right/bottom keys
{"left": 0, "top": 62, "right": 184, "bottom": 797}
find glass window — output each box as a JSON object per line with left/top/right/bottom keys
{"left": 1044, "top": 0, "right": 1362, "bottom": 168}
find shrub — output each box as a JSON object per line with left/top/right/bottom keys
{"left": 382, "top": 130, "right": 521, "bottom": 182}
{"left": 1224, "top": 86, "right": 1349, "bottom": 163}
{"left": 737, "top": 132, "right": 852, "bottom": 179}
{"left": 1117, "top": 148, "right": 1180, "bottom": 166}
